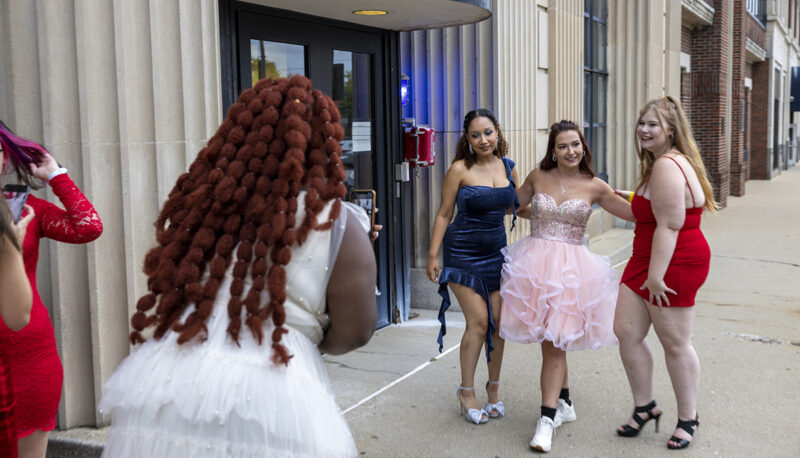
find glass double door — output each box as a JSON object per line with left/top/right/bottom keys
{"left": 236, "top": 11, "right": 391, "bottom": 327}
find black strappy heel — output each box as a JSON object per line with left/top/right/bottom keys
{"left": 667, "top": 414, "right": 699, "bottom": 449}
{"left": 616, "top": 400, "right": 662, "bottom": 437}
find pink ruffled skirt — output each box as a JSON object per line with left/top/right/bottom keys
{"left": 498, "top": 236, "right": 619, "bottom": 351}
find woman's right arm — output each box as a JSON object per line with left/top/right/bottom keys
{"left": 513, "top": 169, "right": 536, "bottom": 219}
{"left": 643, "top": 159, "right": 686, "bottom": 306}
{"left": 320, "top": 209, "right": 378, "bottom": 355}
{"left": 517, "top": 169, "right": 536, "bottom": 210}
{"left": 426, "top": 163, "right": 463, "bottom": 282}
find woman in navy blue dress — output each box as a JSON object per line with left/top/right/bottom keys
{"left": 427, "top": 109, "right": 518, "bottom": 424}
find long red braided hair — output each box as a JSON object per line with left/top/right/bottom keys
{"left": 130, "top": 75, "right": 346, "bottom": 365}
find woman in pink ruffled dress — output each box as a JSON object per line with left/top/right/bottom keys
{"left": 499, "top": 120, "right": 634, "bottom": 453}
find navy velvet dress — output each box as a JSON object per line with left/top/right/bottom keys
{"left": 437, "top": 156, "right": 518, "bottom": 359}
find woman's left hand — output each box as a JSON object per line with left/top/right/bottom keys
{"left": 12, "top": 204, "right": 34, "bottom": 246}
{"left": 28, "top": 152, "right": 60, "bottom": 182}
{"left": 614, "top": 188, "right": 634, "bottom": 201}
{"left": 640, "top": 277, "right": 676, "bottom": 307}
{"left": 370, "top": 207, "right": 382, "bottom": 241}
{"left": 371, "top": 224, "right": 383, "bottom": 242}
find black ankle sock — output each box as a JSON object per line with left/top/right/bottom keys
{"left": 541, "top": 405, "right": 556, "bottom": 420}
{"left": 559, "top": 388, "right": 572, "bottom": 406}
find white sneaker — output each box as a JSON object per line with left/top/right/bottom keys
{"left": 554, "top": 399, "right": 576, "bottom": 427}
{"left": 530, "top": 416, "right": 555, "bottom": 452}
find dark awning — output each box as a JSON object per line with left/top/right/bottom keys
{"left": 240, "top": 0, "right": 491, "bottom": 31}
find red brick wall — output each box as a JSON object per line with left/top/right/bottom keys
{"left": 730, "top": 0, "right": 746, "bottom": 196}
{"left": 745, "top": 65, "right": 753, "bottom": 181}
{"left": 746, "top": 85, "right": 752, "bottom": 180}
{"left": 751, "top": 60, "right": 770, "bottom": 179}
{"left": 681, "top": 27, "right": 693, "bottom": 121}
{"left": 689, "top": 0, "right": 730, "bottom": 207}
{"left": 745, "top": 10, "right": 767, "bottom": 48}
{"left": 742, "top": 0, "right": 768, "bottom": 183}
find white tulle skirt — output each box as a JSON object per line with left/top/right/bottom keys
{"left": 499, "top": 236, "right": 619, "bottom": 351}
{"left": 99, "top": 316, "right": 357, "bottom": 458}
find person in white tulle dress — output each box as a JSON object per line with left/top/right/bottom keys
{"left": 499, "top": 120, "right": 634, "bottom": 453}
{"left": 98, "top": 75, "right": 377, "bottom": 458}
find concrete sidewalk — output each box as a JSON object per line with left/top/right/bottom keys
{"left": 47, "top": 167, "right": 800, "bottom": 457}
{"left": 327, "top": 168, "right": 800, "bottom": 457}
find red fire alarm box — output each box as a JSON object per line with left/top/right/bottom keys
{"left": 404, "top": 126, "right": 436, "bottom": 168}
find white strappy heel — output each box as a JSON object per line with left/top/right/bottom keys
{"left": 457, "top": 386, "right": 488, "bottom": 424}
{"left": 484, "top": 380, "right": 505, "bottom": 418}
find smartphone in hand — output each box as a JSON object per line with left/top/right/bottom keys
{"left": 349, "top": 189, "right": 376, "bottom": 228}
{"left": 2, "top": 184, "right": 31, "bottom": 223}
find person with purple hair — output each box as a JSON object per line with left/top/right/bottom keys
{"left": 0, "top": 120, "right": 103, "bottom": 458}
{"left": 0, "top": 198, "right": 34, "bottom": 458}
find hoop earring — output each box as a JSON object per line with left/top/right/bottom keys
{"left": 552, "top": 154, "right": 557, "bottom": 162}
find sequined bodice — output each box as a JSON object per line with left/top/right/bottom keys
{"left": 530, "top": 193, "right": 592, "bottom": 245}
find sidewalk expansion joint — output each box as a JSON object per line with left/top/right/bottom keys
{"left": 713, "top": 254, "right": 800, "bottom": 268}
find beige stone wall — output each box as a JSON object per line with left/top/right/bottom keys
{"left": 0, "top": 0, "right": 221, "bottom": 428}
{"left": 607, "top": 0, "right": 682, "bottom": 192}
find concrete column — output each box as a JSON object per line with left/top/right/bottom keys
{"left": 113, "top": 0, "right": 159, "bottom": 327}
{"left": 607, "top": 0, "right": 682, "bottom": 191}
{"left": 35, "top": 0, "right": 96, "bottom": 429}
{"left": 547, "top": 0, "right": 582, "bottom": 124}
{"left": 495, "top": 0, "right": 545, "bottom": 243}
{"left": 150, "top": 0, "right": 188, "bottom": 204}
{"left": 74, "top": 0, "right": 128, "bottom": 427}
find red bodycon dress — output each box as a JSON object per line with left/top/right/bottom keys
{"left": 621, "top": 157, "right": 710, "bottom": 307}
{"left": 0, "top": 346, "right": 17, "bottom": 457}
{"left": 0, "top": 174, "right": 103, "bottom": 438}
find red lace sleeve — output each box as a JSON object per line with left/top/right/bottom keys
{"left": 36, "top": 174, "right": 103, "bottom": 243}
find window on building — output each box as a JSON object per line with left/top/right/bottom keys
{"left": 584, "top": 0, "right": 608, "bottom": 181}
{"left": 249, "top": 40, "right": 306, "bottom": 86}
{"left": 747, "top": 0, "right": 767, "bottom": 24}
{"left": 773, "top": 68, "right": 782, "bottom": 170}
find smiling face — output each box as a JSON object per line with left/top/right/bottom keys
{"left": 552, "top": 130, "right": 584, "bottom": 169}
{"left": 467, "top": 116, "right": 498, "bottom": 157}
{"left": 637, "top": 108, "right": 673, "bottom": 155}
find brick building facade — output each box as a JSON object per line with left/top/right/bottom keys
{"left": 680, "top": 0, "right": 797, "bottom": 206}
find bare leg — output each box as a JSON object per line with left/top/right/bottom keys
{"left": 485, "top": 290, "right": 504, "bottom": 405}
{"left": 540, "top": 341, "right": 567, "bottom": 409}
{"left": 450, "top": 283, "right": 489, "bottom": 414}
{"left": 614, "top": 284, "right": 660, "bottom": 429}
{"left": 18, "top": 429, "right": 49, "bottom": 458}
{"left": 649, "top": 306, "right": 700, "bottom": 445}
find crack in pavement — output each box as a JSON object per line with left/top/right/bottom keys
{"left": 726, "top": 332, "right": 785, "bottom": 345}
{"left": 326, "top": 360, "right": 403, "bottom": 376}
{"left": 713, "top": 254, "right": 800, "bottom": 268}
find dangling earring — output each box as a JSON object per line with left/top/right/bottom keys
{"left": 469, "top": 144, "right": 476, "bottom": 155}
{"left": 552, "top": 154, "right": 557, "bottom": 162}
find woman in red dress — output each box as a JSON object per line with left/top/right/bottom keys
{"left": 0, "top": 120, "right": 103, "bottom": 458}
{"left": 613, "top": 97, "right": 717, "bottom": 450}
{"left": 0, "top": 197, "right": 35, "bottom": 458}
